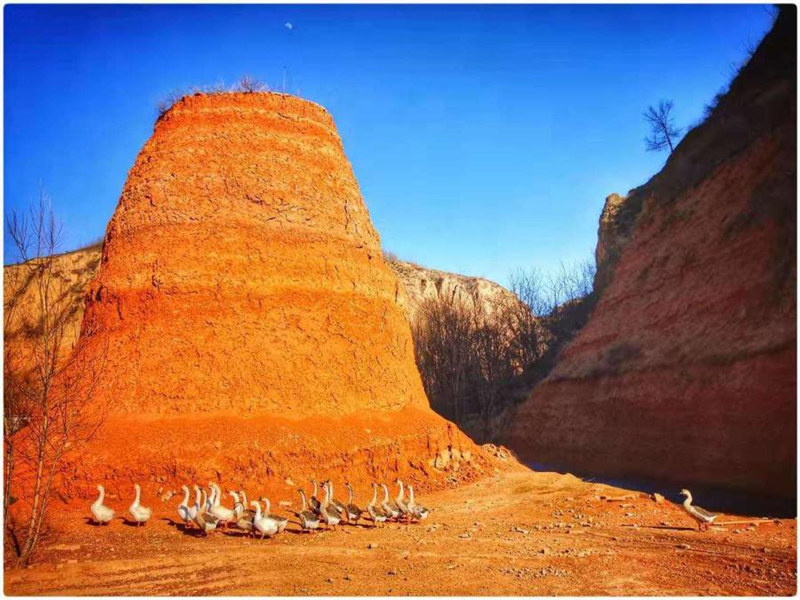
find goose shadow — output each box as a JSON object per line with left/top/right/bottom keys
{"left": 83, "top": 517, "right": 105, "bottom": 527}
{"left": 120, "top": 518, "right": 150, "bottom": 527}
{"left": 161, "top": 517, "right": 194, "bottom": 534}
{"left": 220, "top": 529, "right": 255, "bottom": 538}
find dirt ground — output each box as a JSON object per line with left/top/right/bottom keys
{"left": 4, "top": 465, "right": 796, "bottom": 596}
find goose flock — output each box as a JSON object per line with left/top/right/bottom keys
{"left": 89, "top": 478, "right": 430, "bottom": 538}
{"left": 91, "top": 480, "right": 718, "bottom": 535}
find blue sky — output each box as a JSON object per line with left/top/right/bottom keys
{"left": 4, "top": 4, "right": 774, "bottom": 285}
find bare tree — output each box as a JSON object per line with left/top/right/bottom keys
{"left": 238, "top": 74, "right": 267, "bottom": 93}
{"left": 5, "top": 187, "right": 107, "bottom": 566}
{"left": 411, "top": 258, "right": 597, "bottom": 442}
{"left": 644, "top": 100, "right": 682, "bottom": 153}
{"left": 4, "top": 266, "right": 30, "bottom": 557}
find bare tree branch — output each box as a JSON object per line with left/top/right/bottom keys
{"left": 644, "top": 99, "right": 682, "bottom": 154}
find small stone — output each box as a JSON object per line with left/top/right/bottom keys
{"left": 344, "top": 575, "right": 352, "bottom": 581}
{"left": 387, "top": 569, "right": 397, "bottom": 575}
{"left": 368, "top": 543, "right": 378, "bottom": 549}
{"left": 652, "top": 493, "right": 665, "bottom": 503}
{"left": 512, "top": 526, "right": 529, "bottom": 534}
{"left": 326, "top": 578, "right": 333, "bottom": 583}
{"left": 459, "top": 533, "right": 471, "bottom": 539}
{"left": 677, "top": 543, "right": 691, "bottom": 550}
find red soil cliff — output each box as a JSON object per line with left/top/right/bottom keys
{"left": 52, "top": 93, "right": 489, "bottom": 499}
{"left": 510, "top": 10, "right": 796, "bottom": 499}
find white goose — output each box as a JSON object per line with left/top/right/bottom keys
{"left": 128, "top": 484, "right": 152, "bottom": 526}
{"left": 407, "top": 485, "right": 430, "bottom": 520}
{"left": 90, "top": 485, "right": 115, "bottom": 525}
{"left": 394, "top": 479, "right": 412, "bottom": 522}
{"left": 189, "top": 485, "right": 201, "bottom": 521}
{"left": 192, "top": 488, "right": 219, "bottom": 535}
{"left": 366, "top": 483, "right": 388, "bottom": 527}
{"left": 381, "top": 483, "right": 400, "bottom": 520}
{"left": 251, "top": 500, "right": 279, "bottom": 539}
{"left": 679, "top": 489, "right": 718, "bottom": 531}
{"left": 344, "top": 482, "right": 363, "bottom": 525}
{"left": 259, "top": 496, "right": 288, "bottom": 533}
{"left": 296, "top": 488, "right": 321, "bottom": 532}
{"left": 208, "top": 482, "right": 235, "bottom": 526}
{"left": 177, "top": 485, "right": 193, "bottom": 528}
{"left": 232, "top": 492, "right": 255, "bottom": 536}
{"left": 320, "top": 481, "right": 342, "bottom": 530}
{"left": 327, "top": 480, "right": 347, "bottom": 520}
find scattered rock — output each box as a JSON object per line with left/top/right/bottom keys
{"left": 512, "top": 526, "right": 529, "bottom": 535}
{"left": 652, "top": 493, "right": 665, "bottom": 503}
{"left": 458, "top": 533, "right": 471, "bottom": 539}
{"left": 368, "top": 543, "right": 378, "bottom": 549}
{"left": 677, "top": 544, "right": 691, "bottom": 550}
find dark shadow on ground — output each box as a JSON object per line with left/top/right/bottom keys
{"left": 526, "top": 461, "right": 796, "bottom": 518}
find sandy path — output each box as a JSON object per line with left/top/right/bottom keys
{"left": 5, "top": 467, "right": 796, "bottom": 595}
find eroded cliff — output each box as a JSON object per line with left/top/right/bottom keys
{"left": 29, "top": 92, "right": 496, "bottom": 498}
{"left": 511, "top": 10, "right": 796, "bottom": 499}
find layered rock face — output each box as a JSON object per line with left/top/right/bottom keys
{"left": 5, "top": 247, "right": 517, "bottom": 369}
{"left": 387, "top": 257, "right": 522, "bottom": 325}
{"left": 511, "top": 11, "right": 796, "bottom": 499}
{"left": 56, "top": 93, "right": 488, "bottom": 496}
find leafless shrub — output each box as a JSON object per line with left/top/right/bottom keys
{"left": 237, "top": 75, "right": 268, "bottom": 93}
{"left": 4, "top": 187, "right": 108, "bottom": 565}
{"left": 156, "top": 89, "right": 185, "bottom": 118}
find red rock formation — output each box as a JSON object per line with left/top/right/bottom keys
{"left": 511, "top": 10, "right": 796, "bottom": 499}
{"left": 55, "top": 92, "right": 488, "bottom": 497}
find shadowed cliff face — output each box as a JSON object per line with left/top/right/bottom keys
{"left": 511, "top": 9, "right": 796, "bottom": 500}
{"left": 22, "top": 92, "right": 497, "bottom": 498}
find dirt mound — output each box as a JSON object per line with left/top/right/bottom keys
{"left": 45, "top": 92, "right": 492, "bottom": 498}
{"left": 511, "top": 10, "right": 796, "bottom": 499}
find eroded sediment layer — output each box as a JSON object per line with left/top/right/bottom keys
{"left": 48, "top": 92, "right": 491, "bottom": 496}
{"left": 511, "top": 10, "right": 796, "bottom": 498}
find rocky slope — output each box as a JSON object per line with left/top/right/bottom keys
{"left": 386, "top": 257, "right": 520, "bottom": 324}
{"left": 12, "top": 92, "right": 502, "bottom": 499}
{"left": 511, "top": 10, "right": 796, "bottom": 499}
